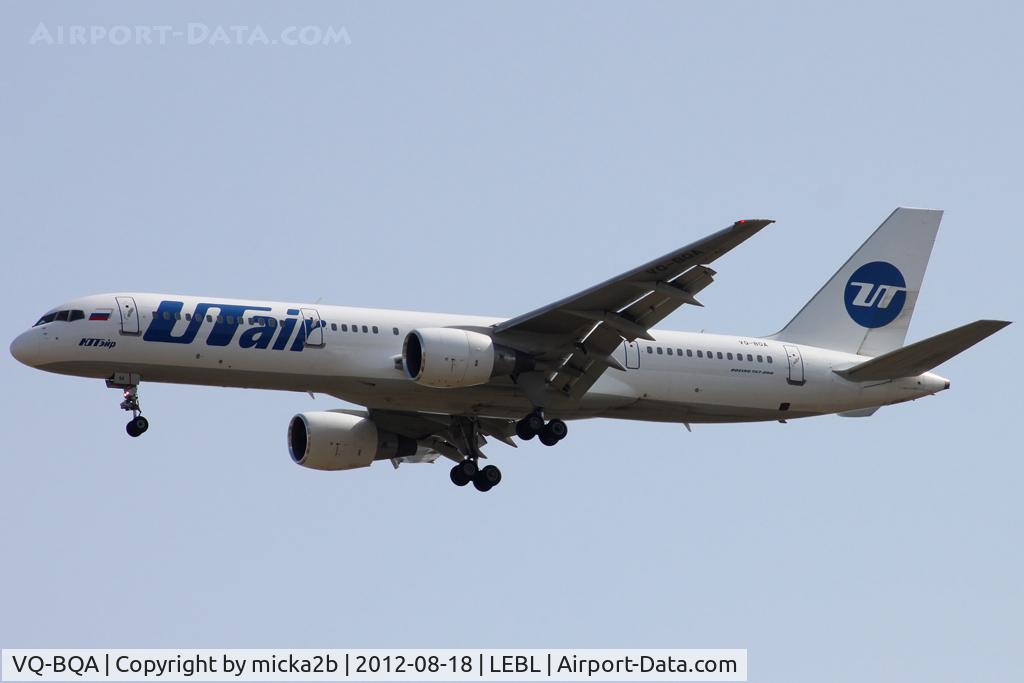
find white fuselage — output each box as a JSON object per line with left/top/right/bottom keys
{"left": 10, "top": 293, "right": 949, "bottom": 424}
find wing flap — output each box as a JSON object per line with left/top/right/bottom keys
{"left": 548, "top": 265, "right": 720, "bottom": 398}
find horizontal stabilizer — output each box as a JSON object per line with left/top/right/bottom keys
{"left": 835, "top": 320, "right": 1011, "bottom": 382}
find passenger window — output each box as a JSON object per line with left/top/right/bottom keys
{"left": 206, "top": 315, "right": 213, "bottom": 323}
{"left": 352, "top": 325, "right": 358, "bottom": 333}
{"left": 717, "top": 352, "right": 723, "bottom": 359}
{"left": 226, "top": 315, "right": 235, "bottom": 324}
{"left": 767, "top": 356, "right": 773, "bottom": 364}
{"left": 341, "top": 324, "right": 348, "bottom": 331}
{"left": 697, "top": 350, "right": 703, "bottom": 358}
{"left": 331, "top": 323, "right": 337, "bottom": 331}
{"left": 70, "top": 310, "right": 85, "bottom": 322}
{"left": 677, "top": 348, "right": 683, "bottom": 356}
{"left": 657, "top": 347, "right": 663, "bottom": 355}
{"left": 707, "top": 351, "right": 713, "bottom": 359}
{"left": 727, "top": 352, "right": 733, "bottom": 360}
{"left": 747, "top": 354, "right": 753, "bottom": 361}
{"left": 362, "top": 325, "right": 368, "bottom": 333}
{"left": 185, "top": 313, "right": 192, "bottom": 321}
{"left": 757, "top": 355, "right": 763, "bottom": 363}
{"left": 686, "top": 349, "right": 693, "bottom": 357}
{"left": 647, "top": 346, "right": 653, "bottom": 354}
{"left": 176, "top": 312, "right": 183, "bottom": 321}
{"left": 216, "top": 316, "right": 224, "bottom": 324}
{"left": 269, "top": 318, "right": 277, "bottom": 328}
{"left": 372, "top": 326, "right": 379, "bottom": 334}
{"left": 736, "top": 354, "right": 742, "bottom": 361}
{"left": 393, "top": 327, "right": 400, "bottom": 335}
{"left": 162, "top": 311, "right": 171, "bottom": 321}
{"left": 667, "top": 348, "right": 673, "bottom": 355}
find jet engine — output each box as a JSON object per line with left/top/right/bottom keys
{"left": 288, "top": 411, "right": 417, "bottom": 471}
{"left": 402, "top": 327, "right": 533, "bottom": 388}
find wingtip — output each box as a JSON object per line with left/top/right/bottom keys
{"left": 895, "top": 206, "right": 944, "bottom": 214}
{"left": 734, "top": 218, "right": 774, "bottom": 228}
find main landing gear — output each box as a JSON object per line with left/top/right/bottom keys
{"left": 448, "top": 417, "right": 502, "bottom": 492}
{"left": 107, "top": 374, "right": 149, "bottom": 437}
{"left": 449, "top": 459, "right": 502, "bottom": 492}
{"left": 515, "top": 410, "right": 567, "bottom": 447}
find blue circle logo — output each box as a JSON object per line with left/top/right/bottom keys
{"left": 844, "top": 261, "right": 907, "bottom": 328}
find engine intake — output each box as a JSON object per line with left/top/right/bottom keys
{"left": 288, "top": 411, "right": 417, "bottom": 471}
{"left": 402, "top": 327, "right": 533, "bottom": 388}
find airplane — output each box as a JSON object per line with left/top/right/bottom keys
{"left": 9, "top": 208, "right": 1010, "bottom": 492}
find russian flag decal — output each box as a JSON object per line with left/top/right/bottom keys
{"left": 90, "top": 309, "right": 112, "bottom": 321}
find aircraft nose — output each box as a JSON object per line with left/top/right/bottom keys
{"left": 10, "top": 331, "right": 39, "bottom": 367}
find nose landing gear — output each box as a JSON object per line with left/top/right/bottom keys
{"left": 107, "top": 374, "right": 149, "bottom": 437}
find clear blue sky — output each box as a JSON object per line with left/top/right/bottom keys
{"left": 1, "top": 2, "right": 1020, "bottom": 681}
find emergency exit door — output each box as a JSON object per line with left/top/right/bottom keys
{"left": 301, "top": 308, "right": 324, "bottom": 347}
{"left": 783, "top": 344, "right": 805, "bottom": 386}
{"left": 115, "top": 296, "right": 140, "bottom": 335}
{"left": 623, "top": 340, "right": 640, "bottom": 369}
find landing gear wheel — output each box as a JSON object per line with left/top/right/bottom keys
{"left": 479, "top": 464, "right": 502, "bottom": 487}
{"left": 538, "top": 428, "right": 559, "bottom": 446}
{"left": 450, "top": 463, "right": 470, "bottom": 486}
{"left": 546, "top": 418, "right": 568, "bottom": 441}
{"left": 516, "top": 412, "right": 545, "bottom": 440}
{"left": 126, "top": 415, "right": 149, "bottom": 437}
{"left": 472, "top": 467, "right": 500, "bottom": 492}
{"left": 515, "top": 420, "right": 535, "bottom": 440}
{"left": 445, "top": 459, "right": 479, "bottom": 489}
{"left": 457, "top": 459, "right": 478, "bottom": 480}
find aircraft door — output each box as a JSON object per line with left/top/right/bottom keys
{"left": 301, "top": 308, "right": 325, "bottom": 347}
{"left": 783, "top": 344, "right": 806, "bottom": 386}
{"left": 115, "top": 296, "right": 140, "bottom": 335}
{"left": 623, "top": 341, "right": 640, "bottom": 369}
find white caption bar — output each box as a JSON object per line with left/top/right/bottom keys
{"left": 2, "top": 650, "right": 746, "bottom": 682}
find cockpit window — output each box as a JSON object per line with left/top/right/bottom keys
{"left": 33, "top": 309, "right": 87, "bottom": 326}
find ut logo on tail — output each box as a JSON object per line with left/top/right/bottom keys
{"left": 844, "top": 261, "right": 907, "bottom": 328}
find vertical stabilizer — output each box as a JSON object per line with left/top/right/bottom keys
{"left": 769, "top": 208, "right": 942, "bottom": 356}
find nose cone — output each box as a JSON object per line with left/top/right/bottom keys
{"left": 10, "top": 331, "right": 39, "bottom": 367}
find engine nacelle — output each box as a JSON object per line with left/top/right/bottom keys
{"left": 402, "top": 327, "right": 533, "bottom": 388}
{"left": 288, "top": 411, "right": 417, "bottom": 471}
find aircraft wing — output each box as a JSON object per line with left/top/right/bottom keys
{"left": 492, "top": 219, "right": 773, "bottom": 399}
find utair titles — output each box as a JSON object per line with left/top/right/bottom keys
{"left": 142, "top": 300, "right": 323, "bottom": 352}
